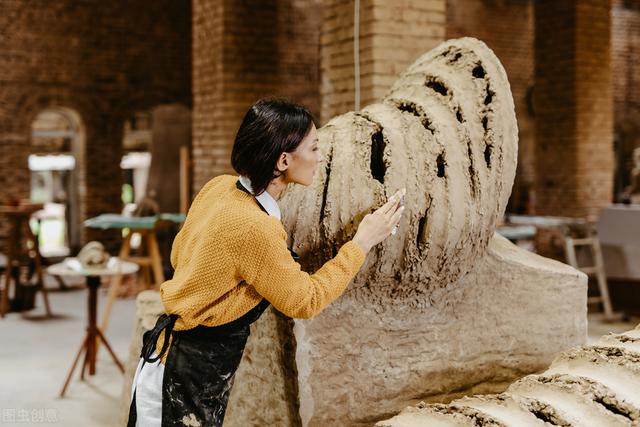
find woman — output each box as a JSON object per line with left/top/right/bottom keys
{"left": 127, "top": 98, "right": 405, "bottom": 427}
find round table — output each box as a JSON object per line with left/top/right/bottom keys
{"left": 48, "top": 257, "right": 138, "bottom": 397}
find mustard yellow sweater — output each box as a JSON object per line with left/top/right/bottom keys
{"left": 159, "top": 174, "right": 366, "bottom": 334}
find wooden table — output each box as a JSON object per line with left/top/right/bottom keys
{"left": 83, "top": 213, "right": 185, "bottom": 336}
{"left": 505, "top": 214, "right": 588, "bottom": 228}
{"left": 496, "top": 225, "right": 537, "bottom": 241}
{"left": 48, "top": 258, "right": 138, "bottom": 397}
{"left": 0, "top": 203, "right": 50, "bottom": 317}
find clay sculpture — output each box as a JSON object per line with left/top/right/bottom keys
{"left": 223, "top": 38, "right": 587, "bottom": 426}
{"left": 77, "top": 241, "right": 110, "bottom": 269}
{"left": 120, "top": 38, "right": 588, "bottom": 427}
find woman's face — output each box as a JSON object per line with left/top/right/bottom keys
{"left": 282, "top": 124, "right": 323, "bottom": 186}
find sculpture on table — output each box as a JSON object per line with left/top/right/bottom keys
{"left": 77, "top": 241, "right": 110, "bottom": 269}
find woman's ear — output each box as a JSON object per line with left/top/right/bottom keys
{"left": 276, "top": 152, "right": 290, "bottom": 173}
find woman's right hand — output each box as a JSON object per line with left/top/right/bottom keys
{"left": 352, "top": 189, "right": 406, "bottom": 254}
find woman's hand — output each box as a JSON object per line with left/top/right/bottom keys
{"left": 352, "top": 189, "right": 406, "bottom": 254}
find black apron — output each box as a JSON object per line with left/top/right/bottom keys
{"left": 127, "top": 179, "right": 297, "bottom": 427}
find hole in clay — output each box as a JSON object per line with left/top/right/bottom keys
{"left": 467, "top": 143, "right": 477, "bottom": 196}
{"left": 529, "top": 409, "right": 558, "bottom": 425}
{"left": 426, "top": 79, "right": 448, "bottom": 96}
{"left": 319, "top": 168, "right": 331, "bottom": 222}
{"left": 484, "top": 145, "right": 492, "bottom": 168}
{"left": 482, "top": 116, "right": 489, "bottom": 131}
{"left": 318, "top": 147, "right": 333, "bottom": 223}
{"left": 484, "top": 85, "right": 494, "bottom": 105}
{"left": 370, "top": 129, "right": 386, "bottom": 184}
{"left": 422, "top": 118, "right": 434, "bottom": 133}
{"left": 416, "top": 197, "right": 432, "bottom": 252}
{"left": 593, "top": 397, "right": 634, "bottom": 420}
{"left": 456, "top": 109, "right": 463, "bottom": 123}
{"left": 472, "top": 64, "right": 486, "bottom": 78}
{"left": 417, "top": 216, "right": 426, "bottom": 247}
{"left": 397, "top": 102, "right": 421, "bottom": 118}
{"left": 436, "top": 153, "right": 445, "bottom": 177}
{"left": 393, "top": 100, "right": 435, "bottom": 134}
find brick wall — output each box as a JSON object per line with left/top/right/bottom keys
{"left": 192, "top": 0, "right": 322, "bottom": 192}
{"left": 612, "top": 0, "right": 640, "bottom": 195}
{"left": 534, "top": 0, "right": 614, "bottom": 218}
{"left": 0, "top": 1, "right": 191, "bottom": 247}
{"left": 5, "top": 0, "right": 633, "bottom": 238}
{"left": 446, "top": 0, "right": 535, "bottom": 214}
{"left": 320, "top": 0, "right": 446, "bottom": 123}
{"left": 192, "top": 0, "right": 225, "bottom": 191}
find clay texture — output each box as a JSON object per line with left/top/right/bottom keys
{"left": 287, "top": 234, "right": 586, "bottom": 426}
{"left": 282, "top": 37, "right": 518, "bottom": 303}
{"left": 377, "top": 323, "right": 640, "bottom": 427}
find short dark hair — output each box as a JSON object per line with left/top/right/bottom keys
{"left": 231, "top": 98, "right": 316, "bottom": 196}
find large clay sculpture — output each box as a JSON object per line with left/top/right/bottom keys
{"left": 120, "top": 38, "right": 588, "bottom": 427}
{"left": 223, "top": 38, "right": 587, "bottom": 426}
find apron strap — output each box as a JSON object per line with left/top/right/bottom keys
{"left": 126, "top": 389, "right": 137, "bottom": 427}
{"left": 141, "top": 313, "right": 178, "bottom": 363}
{"left": 127, "top": 314, "right": 177, "bottom": 427}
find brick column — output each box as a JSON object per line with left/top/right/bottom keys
{"left": 82, "top": 112, "right": 125, "bottom": 248}
{"left": 192, "top": 0, "right": 225, "bottom": 191}
{"left": 192, "top": 0, "right": 321, "bottom": 193}
{"left": 320, "top": 0, "right": 446, "bottom": 123}
{"left": 534, "top": 0, "right": 614, "bottom": 218}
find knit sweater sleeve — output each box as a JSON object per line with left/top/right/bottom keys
{"left": 238, "top": 222, "right": 366, "bottom": 319}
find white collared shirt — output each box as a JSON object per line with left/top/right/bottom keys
{"left": 238, "top": 175, "right": 281, "bottom": 220}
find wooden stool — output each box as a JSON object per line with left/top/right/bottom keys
{"left": 83, "top": 213, "right": 185, "bottom": 340}
{"left": 99, "top": 226, "right": 165, "bottom": 337}
{"left": 0, "top": 203, "right": 51, "bottom": 318}
{"left": 48, "top": 258, "right": 138, "bottom": 397}
{"left": 562, "top": 222, "right": 620, "bottom": 322}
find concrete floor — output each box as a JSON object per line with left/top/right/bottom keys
{"left": 0, "top": 277, "right": 638, "bottom": 427}
{"left": 0, "top": 277, "right": 136, "bottom": 427}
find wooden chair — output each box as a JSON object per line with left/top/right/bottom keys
{"left": 0, "top": 204, "right": 52, "bottom": 317}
